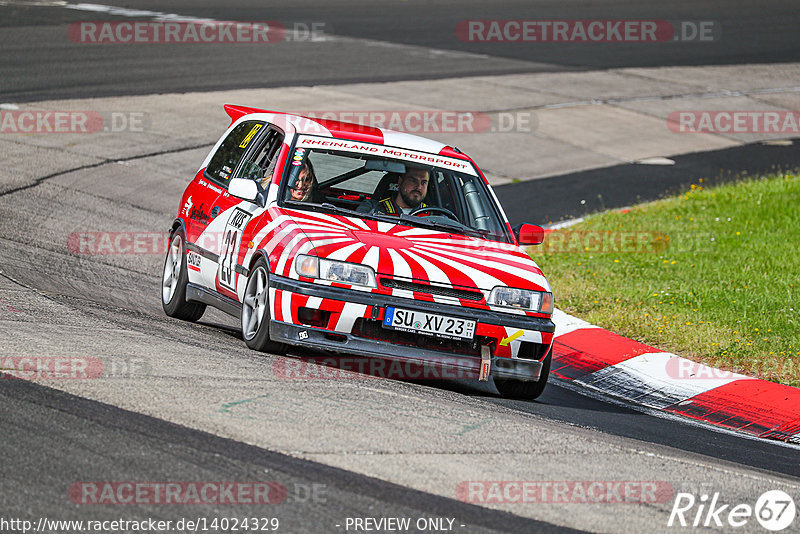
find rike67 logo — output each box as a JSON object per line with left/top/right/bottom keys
{"left": 668, "top": 490, "right": 796, "bottom": 531}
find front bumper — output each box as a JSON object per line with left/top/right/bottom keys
{"left": 270, "top": 276, "right": 555, "bottom": 334}
{"left": 269, "top": 275, "right": 554, "bottom": 382}
{"left": 270, "top": 321, "right": 544, "bottom": 381}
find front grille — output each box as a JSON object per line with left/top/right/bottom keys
{"left": 379, "top": 278, "right": 484, "bottom": 301}
{"left": 351, "top": 318, "right": 489, "bottom": 357}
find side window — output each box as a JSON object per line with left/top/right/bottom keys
{"left": 236, "top": 128, "right": 285, "bottom": 187}
{"left": 436, "top": 172, "right": 461, "bottom": 217}
{"left": 460, "top": 175, "right": 503, "bottom": 233}
{"left": 205, "top": 121, "right": 265, "bottom": 185}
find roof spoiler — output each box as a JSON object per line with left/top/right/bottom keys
{"left": 223, "top": 104, "right": 282, "bottom": 125}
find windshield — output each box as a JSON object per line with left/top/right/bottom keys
{"left": 279, "top": 136, "right": 510, "bottom": 242}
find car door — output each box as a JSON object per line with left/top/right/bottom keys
{"left": 207, "top": 125, "right": 286, "bottom": 300}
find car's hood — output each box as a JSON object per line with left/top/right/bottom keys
{"left": 287, "top": 210, "right": 550, "bottom": 292}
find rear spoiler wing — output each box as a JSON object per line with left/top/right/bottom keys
{"left": 224, "top": 104, "right": 284, "bottom": 125}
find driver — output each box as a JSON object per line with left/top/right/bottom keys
{"left": 375, "top": 167, "right": 429, "bottom": 215}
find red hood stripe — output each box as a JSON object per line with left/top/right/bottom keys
{"left": 415, "top": 241, "right": 544, "bottom": 278}
{"left": 411, "top": 245, "right": 531, "bottom": 290}
{"left": 403, "top": 248, "right": 482, "bottom": 291}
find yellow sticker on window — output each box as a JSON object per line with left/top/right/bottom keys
{"left": 238, "top": 123, "right": 263, "bottom": 149}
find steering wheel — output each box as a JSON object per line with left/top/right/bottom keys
{"left": 408, "top": 206, "right": 460, "bottom": 221}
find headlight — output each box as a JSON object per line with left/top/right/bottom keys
{"left": 295, "top": 255, "right": 376, "bottom": 288}
{"left": 488, "top": 287, "right": 554, "bottom": 314}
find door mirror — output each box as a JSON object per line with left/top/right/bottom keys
{"left": 229, "top": 178, "right": 259, "bottom": 202}
{"left": 514, "top": 223, "right": 544, "bottom": 245}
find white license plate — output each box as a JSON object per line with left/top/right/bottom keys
{"left": 382, "top": 307, "right": 476, "bottom": 340}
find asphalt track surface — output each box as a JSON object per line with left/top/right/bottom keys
{"left": 1, "top": 1, "right": 800, "bottom": 533}
{"left": 0, "top": 377, "right": 574, "bottom": 534}
{"left": 1, "top": 0, "right": 799, "bottom": 102}
{"left": 497, "top": 140, "right": 800, "bottom": 225}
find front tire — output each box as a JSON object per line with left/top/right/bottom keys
{"left": 241, "top": 258, "right": 287, "bottom": 354}
{"left": 494, "top": 348, "right": 552, "bottom": 400}
{"left": 161, "top": 229, "right": 206, "bottom": 322}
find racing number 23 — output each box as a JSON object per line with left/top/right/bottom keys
{"left": 218, "top": 208, "right": 252, "bottom": 292}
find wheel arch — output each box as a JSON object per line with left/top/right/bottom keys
{"left": 247, "top": 249, "right": 272, "bottom": 274}
{"left": 169, "top": 218, "right": 187, "bottom": 239}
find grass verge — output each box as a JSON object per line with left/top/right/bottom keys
{"left": 532, "top": 171, "right": 799, "bottom": 387}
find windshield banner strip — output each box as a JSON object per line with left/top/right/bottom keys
{"left": 296, "top": 136, "right": 477, "bottom": 176}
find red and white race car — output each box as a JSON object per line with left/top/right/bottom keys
{"left": 162, "top": 105, "right": 555, "bottom": 399}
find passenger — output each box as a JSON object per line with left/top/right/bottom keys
{"left": 287, "top": 161, "right": 318, "bottom": 202}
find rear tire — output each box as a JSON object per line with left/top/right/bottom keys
{"left": 161, "top": 229, "right": 206, "bottom": 322}
{"left": 241, "top": 258, "right": 287, "bottom": 354}
{"left": 494, "top": 348, "right": 551, "bottom": 400}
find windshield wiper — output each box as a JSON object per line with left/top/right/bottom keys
{"left": 396, "top": 214, "right": 491, "bottom": 239}
{"left": 317, "top": 203, "right": 404, "bottom": 224}
{"left": 288, "top": 202, "right": 402, "bottom": 225}
{"left": 318, "top": 202, "right": 360, "bottom": 216}
{"left": 286, "top": 201, "right": 357, "bottom": 216}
